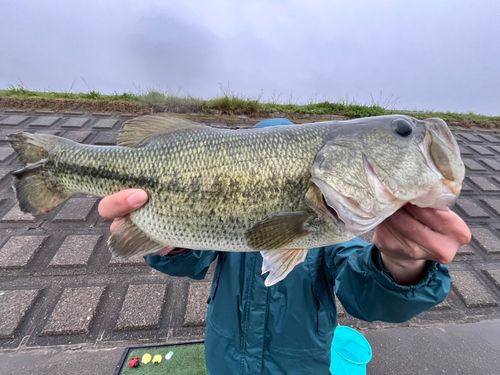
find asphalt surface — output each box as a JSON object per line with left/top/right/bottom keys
{"left": 0, "top": 110, "right": 499, "bottom": 374}
{"left": 365, "top": 319, "right": 500, "bottom": 375}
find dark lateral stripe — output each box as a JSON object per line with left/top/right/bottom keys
{"left": 53, "top": 161, "right": 159, "bottom": 188}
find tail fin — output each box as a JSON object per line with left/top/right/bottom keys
{"left": 8, "top": 132, "right": 70, "bottom": 215}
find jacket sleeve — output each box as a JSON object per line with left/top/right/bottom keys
{"left": 324, "top": 238, "right": 451, "bottom": 323}
{"left": 144, "top": 250, "right": 218, "bottom": 280}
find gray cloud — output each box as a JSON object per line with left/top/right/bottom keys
{"left": 0, "top": 0, "right": 499, "bottom": 114}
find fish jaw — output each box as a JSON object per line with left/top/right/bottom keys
{"left": 410, "top": 120, "right": 464, "bottom": 209}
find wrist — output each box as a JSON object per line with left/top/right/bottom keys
{"left": 379, "top": 252, "right": 428, "bottom": 285}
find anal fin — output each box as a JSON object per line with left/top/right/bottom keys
{"left": 108, "top": 216, "right": 163, "bottom": 257}
{"left": 261, "top": 249, "right": 308, "bottom": 286}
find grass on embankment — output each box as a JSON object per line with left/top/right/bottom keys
{"left": 1, "top": 87, "right": 499, "bottom": 127}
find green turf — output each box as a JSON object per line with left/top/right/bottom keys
{"left": 119, "top": 344, "right": 207, "bottom": 375}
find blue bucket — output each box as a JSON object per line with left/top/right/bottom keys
{"left": 254, "top": 118, "right": 294, "bottom": 128}
{"left": 330, "top": 326, "right": 372, "bottom": 375}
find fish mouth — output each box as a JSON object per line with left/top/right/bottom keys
{"left": 413, "top": 124, "right": 464, "bottom": 209}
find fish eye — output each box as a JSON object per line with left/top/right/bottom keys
{"left": 393, "top": 119, "right": 412, "bottom": 137}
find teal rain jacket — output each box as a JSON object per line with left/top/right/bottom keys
{"left": 145, "top": 240, "right": 450, "bottom": 375}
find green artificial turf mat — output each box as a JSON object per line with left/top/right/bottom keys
{"left": 119, "top": 343, "right": 207, "bottom": 375}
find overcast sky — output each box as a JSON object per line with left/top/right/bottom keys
{"left": 1, "top": 0, "right": 499, "bottom": 114}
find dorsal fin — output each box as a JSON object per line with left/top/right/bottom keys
{"left": 117, "top": 115, "right": 207, "bottom": 147}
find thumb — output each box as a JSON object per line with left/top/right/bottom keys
{"left": 98, "top": 189, "right": 148, "bottom": 220}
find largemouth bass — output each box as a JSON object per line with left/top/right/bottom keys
{"left": 8, "top": 115, "right": 464, "bottom": 286}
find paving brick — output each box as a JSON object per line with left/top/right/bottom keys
{"left": 468, "top": 144, "right": 495, "bottom": 156}
{"left": 0, "top": 235, "right": 47, "bottom": 269}
{"left": 92, "top": 119, "right": 118, "bottom": 130}
{"left": 455, "top": 199, "right": 489, "bottom": 218}
{"left": 0, "top": 115, "right": 30, "bottom": 126}
{"left": 458, "top": 133, "right": 483, "bottom": 142}
{"left": 0, "top": 146, "right": 14, "bottom": 162}
{"left": 0, "top": 289, "right": 39, "bottom": 338}
{"left": 92, "top": 132, "right": 117, "bottom": 145}
{"left": 468, "top": 176, "right": 500, "bottom": 192}
{"left": 29, "top": 116, "right": 60, "bottom": 127}
{"left": 484, "top": 270, "right": 500, "bottom": 289}
{"left": 62, "top": 111, "right": 84, "bottom": 116}
{"left": 92, "top": 112, "right": 114, "bottom": 117}
{"left": 463, "top": 158, "right": 486, "bottom": 171}
{"left": 489, "top": 145, "right": 500, "bottom": 154}
{"left": 49, "top": 234, "right": 101, "bottom": 267}
{"left": 116, "top": 284, "right": 166, "bottom": 331}
{"left": 0, "top": 167, "right": 11, "bottom": 182}
{"left": 42, "top": 286, "right": 105, "bottom": 336}
{"left": 477, "top": 133, "right": 500, "bottom": 143}
{"left": 458, "top": 145, "right": 472, "bottom": 156}
{"left": 0, "top": 129, "right": 17, "bottom": 141}
{"left": 480, "top": 158, "right": 500, "bottom": 171}
{"left": 61, "top": 118, "right": 90, "bottom": 128}
{"left": 183, "top": 282, "right": 210, "bottom": 327}
{"left": 1, "top": 204, "right": 35, "bottom": 222}
{"left": 481, "top": 198, "right": 500, "bottom": 216}
{"left": 451, "top": 271, "right": 497, "bottom": 308}
{"left": 432, "top": 298, "right": 452, "bottom": 311}
{"left": 472, "top": 228, "right": 500, "bottom": 254}
{"left": 53, "top": 197, "right": 96, "bottom": 222}
{"left": 457, "top": 244, "right": 475, "bottom": 255}
{"left": 63, "top": 131, "right": 92, "bottom": 143}
{"left": 34, "top": 110, "right": 56, "bottom": 115}
{"left": 26, "top": 129, "right": 59, "bottom": 136}
{"left": 460, "top": 180, "right": 474, "bottom": 193}
{"left": 109, "top": 254, "right": 146, "bottom": 266}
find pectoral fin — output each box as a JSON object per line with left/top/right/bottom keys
{"left": 245, "top": 211, "right": 311, "bottom": 250}
{"left": 261, "top": 249, "right": 308, "bottom": 286}
{"left": 108, "top": 216, "right": 163, "bottom": 257}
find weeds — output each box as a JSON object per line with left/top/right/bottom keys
{"left": 1, "top": 85, "right": 499, "bottom": 123}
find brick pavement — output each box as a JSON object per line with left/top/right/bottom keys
{"left": 0, "top": 110, "right": 499, "bottom": 351}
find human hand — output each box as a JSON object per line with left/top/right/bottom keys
{"left": 97, "top": 189, "right": 176, "bottom": 256}
{"left": 373, "top": 204, "right": 471, "bottom": 284}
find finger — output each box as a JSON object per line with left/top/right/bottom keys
{"left": 375, "top": 221, "right": 441, "bottom": 262}
{"left": 383, "top": 209, "right": 458, "bottom": 263}
{"left": 110, "top": 218, "right": 125, "bottom": 233}
{"left": 98, "top": 189, "right": 148, "bottom": 220}
{"left": 404, "top": 204, "right": 471, "bottom": 244}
